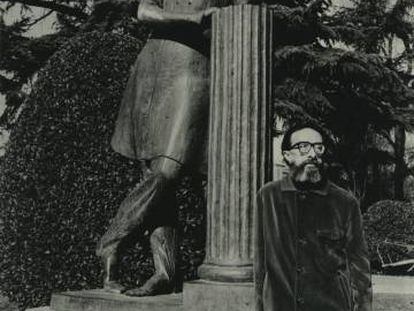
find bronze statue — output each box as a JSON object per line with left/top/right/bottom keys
{"left": 96, "top": 0, "right": 223, "bottom": 297}
{"left": 96, "top": 0, "right": 275, "bottom": 297}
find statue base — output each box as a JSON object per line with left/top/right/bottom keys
{"left": 49, "top": 276, "right": 414, "bottom": 311}
{"left": 50, "top": 290, "right": 182, "bottom": 311}
{"left": 182, "top": 276, "right": 414, "bottom": 311}
{"left": 183, "top": 280, "right": 254, "bottom": 311}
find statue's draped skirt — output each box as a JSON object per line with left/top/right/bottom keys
{"left": 111, "top": 0, "right": 215, "bottom": 168}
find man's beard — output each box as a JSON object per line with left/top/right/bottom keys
{"left": 292, "top": 160, "right": 324, "bottom": 184}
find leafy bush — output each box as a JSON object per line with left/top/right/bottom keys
{"left": 364, "top": 200, "right": 414, "bottom": 275}
{"left": 0, "top": 295, "right": 18, "bottom": 311}
{"left": 0, "top": 31, "right": 206, "bottom": 309}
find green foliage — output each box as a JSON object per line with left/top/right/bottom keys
{"left": 273, "top": 45, "right": 414, "bottom": 134}
{"left": 0, "top": 294, "right": 18, "bottom": 311}
{"left": 271, "top": 0, "right": 335, "bottom": 46}
{"left": 364, "top": 200, "right": 414, "bottom": 275}
{"left": 0, "top": 28, "right": 75, "bottom": 129}
{"left": 270, "top": 0, "right": 414, "bottom": 202}
{"left": 0, "top": 0, "right": 149, "bottom": 130}
{"left": 0, "top": 31, "right": 205, "bottom": 310}
{"left": 329, "top": 0, "right": 414, "bottom": 54}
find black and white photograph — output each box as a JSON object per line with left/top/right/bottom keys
{"left": 0, "top": 0, "right": 413, "bottom": 310}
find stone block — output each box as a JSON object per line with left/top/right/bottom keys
{"left": 183, "top": 280, "right": 254, "bottom": 311}
{"left": 50, "top": 290, "right": 182, "bottom": 311}
{"left": 48, "top": 276, "right": 414, "bottom": 311}
{"left": 183, "top": 276, "right": 414, "bottom": 311}
{"left": 372, "top": 275, "right": 414, "bottom": 311}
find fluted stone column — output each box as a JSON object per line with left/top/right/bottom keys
{"left": 183, "top": 4, "right": 274, "bottom": 310}
{"left": 198, "top": 4, "right": 273, "bottom": 282}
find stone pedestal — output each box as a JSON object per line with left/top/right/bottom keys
{"left": 197, "top": 3, "right": 274, "bottom": 284}
{"left": 372, "top": 275, "right": 414, "bottom": 311}
{"left": 50, "top": 290, "right": 182, "bottom": 311}
{"left": 183, "top": 276, "right": 414, "bottom": 311}
{"left": 46, "top": 276, "right": 414, "bottom": 311}
{"left": 183, "top": 281, "right": 254, "bottom": 311}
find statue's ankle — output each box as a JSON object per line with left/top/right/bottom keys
{"left": 103, "top": 280, "right": 125, "bottom": 293}
{"left": 152, "top": 273, "right": 172, "bottom": 282}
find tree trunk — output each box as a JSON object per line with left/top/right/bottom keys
{"left": 394, "top": 125, "right": 406, "bottom": 200}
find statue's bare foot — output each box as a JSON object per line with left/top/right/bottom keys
{"left": 104, "top": 280, "right": 126, "bottom": 294}
{"left": 124, "top": 274, "right": 173, "bottom": 297}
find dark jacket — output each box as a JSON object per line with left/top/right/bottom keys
{"left": 254, "top": 177, "right": 372, "bottom": 311}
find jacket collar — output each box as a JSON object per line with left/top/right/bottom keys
{"left": 280, "top": 176, "right": 329, "bottom": 196}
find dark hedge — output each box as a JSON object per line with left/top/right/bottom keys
{"left": 364, "top": 200, "right": 414, "bottom": 275}
{"left": 0, "top": 295, "right": 17, "bottom": 311}
{"left": 0, "top": 31, "right": 206, "bottom": 310}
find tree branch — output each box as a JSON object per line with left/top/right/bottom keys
{"left": 0, "top": 0, "right": 88, "bottom": 18}
{"left": 26, "top": 9, "right": 54, "bottom": 27}
{"left": 0, "top": 75, "right": 19, "bottom": 93}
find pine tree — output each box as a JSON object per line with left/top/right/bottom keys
{"left": 0, "top": 0, "right": 147, "bottom": 130}
{"left": 270, "top": 0, "right": 414, "bottom": 204}
{"left": 330, "top": 0, "right": 414, "bottom": 201}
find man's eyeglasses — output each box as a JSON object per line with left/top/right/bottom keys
{"left": 290, "top": 142, "right": 325, "bottom": 155}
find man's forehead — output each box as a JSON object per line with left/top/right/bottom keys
{"left": 290, "top": 128, "right": 323, "bottom": 144}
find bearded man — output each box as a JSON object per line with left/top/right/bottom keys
{"left": 254, "top": 124, "right": 372, "bottom": 311}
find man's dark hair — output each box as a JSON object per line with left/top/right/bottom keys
{"left": 281, "top": 123, "right": 326, "bottom": 152}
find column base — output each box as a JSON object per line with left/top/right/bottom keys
{"left": 183, "top": 280, "right": 254, "bottom": 311}
{"left": 197, "top": 263, "right": 252, "bottom": 282}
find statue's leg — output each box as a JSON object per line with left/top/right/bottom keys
{"left": 101, "top": 252, "right": 125, "bottom": 293}
{"left": 124, "top": 157, "right": 181, "bottom": 297}
{"left": 96, "top": 163, "right": 174, "bottom": 293}
{"left": 124, "top": 226, "right": 177, "bottom": 297}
